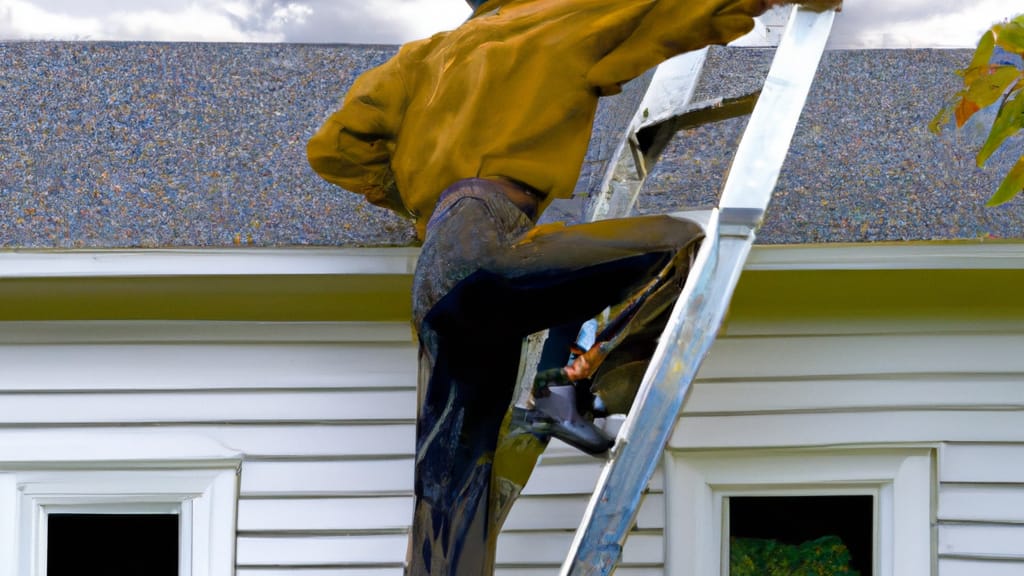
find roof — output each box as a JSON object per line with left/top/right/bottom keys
{"left": 0, "top": 42, "right": 1019, "bottom": 248}
{"left": 640, "top": 47, "right": 1024, "bottom": 243}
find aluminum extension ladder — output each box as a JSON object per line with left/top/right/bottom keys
{"left": 562, "top": 7, "right": 836, "bottom": 575}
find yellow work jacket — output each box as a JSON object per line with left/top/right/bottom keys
{"left": 308, "top": 0, "right": 768, "bottom": 239}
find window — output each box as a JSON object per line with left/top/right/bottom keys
{"left": 665, "top": 448, "right": 933, "bottom": 576}
{"left": 6, "top": 469, "right": 237, "bottom": 576}
{"left": 0, "top": 433, "right": 240, "bottom": 576}
{"left": 727, "top": 494, "right": 874, "bottom": 575}
{"left": 47, "top": 510, "right": 179, "bottom": 576}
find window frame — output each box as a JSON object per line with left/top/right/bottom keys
{"left": 0, "top": 433, "right": 239, "bottom": 576}
{"left": 7, "top": 468, "right": 236, "bottom": 576}
{"left": 664, "top": 447, "right": 934, "bottom": 576}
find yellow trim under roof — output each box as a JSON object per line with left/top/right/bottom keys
{"left": 731, "top": 267, "right": 1024, "bottom": 324}
{"left": 0, "top": 274, "right": 414, "bottom": 322}
{"left": 0, "top": 242, "right": 1020, "bottom": 322}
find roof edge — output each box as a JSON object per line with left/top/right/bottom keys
{"left": 747, "top": 241, "right": 1024, "bottom": 271}
{"left": 0, "top": 247, "right": 419, "bottom": 279}
{"left": 0, "top": 241, "right": 1020, "bottom": 281}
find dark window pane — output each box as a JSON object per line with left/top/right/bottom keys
{"left": 729, "top": 495, "right": 872, "bottom": 576}
{"left": 47, "top": 514, "right": 178, "bottom": 576}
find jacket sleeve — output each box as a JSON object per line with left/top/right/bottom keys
{"left": 307, "top": 52, "right": 410, "bottom": 215}
{"left": 588, "top": 0, "right": 768, "bottom": 95}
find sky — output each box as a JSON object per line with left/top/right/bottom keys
{"left": 0, "top": 0, "right": 1022, "bottom": 47}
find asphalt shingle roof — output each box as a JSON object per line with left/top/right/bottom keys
{"left": 0, "top": 42, "right": 1019, "bottom": 247}
{"left": 641, "top": 46, "right": 1024, "bottom": 243}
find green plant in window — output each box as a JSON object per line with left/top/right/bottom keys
{"left": 930, "top": 14, "right": 1024, "bottom": 206}
{"left": 730, "top": 535, "right": 860, "bottom": 576}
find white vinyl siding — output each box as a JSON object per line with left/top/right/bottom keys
{"left": 0, "top": 321, "right": 417, "bottom": 574}
{"left": 494, "top": 458, "right": 666, "bottom": 575}
{"left": 6, "top": 320, "right": 1024, "bottom": 574}
{"left": 670, "top": 318, "right": 1024, "bottom": 576}
{"left": 937, "top": 444, "right": 1024, "bottom": 573}
{"left": 0, "top": 320, "right": 660, "bottom": 575}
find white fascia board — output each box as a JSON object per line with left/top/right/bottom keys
{"left": 0, "top": 247, "right": 419, "bottom": 279}
{"left": 0, "top": 242, "right": 1020, "bottom": 281}
{"left": 746, "top": 242, "right": 1024, "bottom": 271}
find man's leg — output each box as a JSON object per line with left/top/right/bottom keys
{"left": 485, "top": 218, "right": 701, "bottom": 558}
{"left": 409, "top": 251, "right": 672, "bottom": 574}
{"left": 408, "top": 184, "right": 703, "bottom": 574}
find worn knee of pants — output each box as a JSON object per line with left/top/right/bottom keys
{"left": 407, "top": 178, "right": 702, "bottom": 574}
{"left": 413, "top": 177, "right": 705, "bottom": 418}
{"left": 414, "top": 180, "right": 703, "bottom": 331}
{"left": 413, "top": 177, "right": 674, "bottom": 429}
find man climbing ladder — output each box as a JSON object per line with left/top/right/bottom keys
{"left": 307, "top": 1, "right": 841, "bottom": 574}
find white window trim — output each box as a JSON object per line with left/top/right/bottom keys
{"left": 664, "top": 447, "right": 934, "bottom": 576}
{"left": 0, "top": 432, "right": 240, "bottom": 576}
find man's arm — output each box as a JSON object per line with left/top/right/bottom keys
{"left": 307, "top": 53, "right": 410, "bottom": 215}
{"left": 587, "top": 0, "right": 841, "bottom": 95}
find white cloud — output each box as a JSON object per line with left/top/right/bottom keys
{"left": 0, "top": 0, "right": 1021, "bottom": 45}
{"left": 830, "top": 0, "right": 1024, "bottom": 48}
{"left": 369, "top": 0, "right": 468, "bottom": 40}
{"left": 222, "top": 0, "right": 255, "bottom": 21}
{"left": 269, "top": 3, "right": 313, "bottom": 30}
{"left": 0, "top": 0, "right": 103, "bottom": 40}
{"left": 108, "top": 4, "right": 280, "bottom": 42}
{"left": 0, "top": 0, "right": 318, "bottom": 41}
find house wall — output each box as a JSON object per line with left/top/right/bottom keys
{"left": 3, "top": 245, "right": 1023, "bottom": 575}
{"left": 672, "top": 291, "right": 1024, "bottom": 575}
{"left": 0, "top": 321, "right": 418, "bottom": 575}
{"left": 0, "top": 319, "right": 663, "bottom": 575}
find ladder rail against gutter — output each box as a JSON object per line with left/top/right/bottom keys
{"left": 561, "top": 7, "right": 837, "bottom": 575}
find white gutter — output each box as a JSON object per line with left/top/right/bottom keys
{"left": 0, "top": 247, "right": 419, "bottom": 278}
{"left": 745, "top": 242, "right": 1024, "bottom": 271}
{"left": 2, "top": 242, "right": 1022, "bottom": 280}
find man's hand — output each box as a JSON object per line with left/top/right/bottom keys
{"left": 766, "top": 0, "right": 842, "bottom": 12}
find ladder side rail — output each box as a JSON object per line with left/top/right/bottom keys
{"left": 718, "top": 7, "right": 836, "bottom": 218}
{"left": 560, "top": 7, "right": 836, "bottom": 575}
{"left": 563, "top": 209, "right": 724, "bottom": 576}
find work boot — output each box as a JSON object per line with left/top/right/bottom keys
{"left": 531, "top": 384, "right": 614, "bottom": 455}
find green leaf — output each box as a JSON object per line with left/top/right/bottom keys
{"left": 964, "top": 66, "right": 1022, "bottom": 111}
{"left": 964, "top": 30, "right": 996, "bottom": 85}
{"left": 931, "top": 88, "right": 972, "bottom": 134}
{"left": 993, "top": 20, "right": 1024, "bottom": 55}
{"left": 929, "top": 101, "right": 954, "bottom": 134}
{"left": 986, "top": 154, "right": 1024, "bottom": 206}
{"left": 950, "top": 67, "right": 1020, "bottom": 129}
{"left": 977, "top": 82, "right": 1024, "bottom": 165}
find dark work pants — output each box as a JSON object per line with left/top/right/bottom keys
{"left": 406, "top": 179, "right": 702, "bottom": 575}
